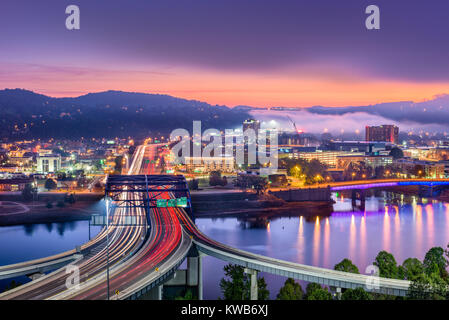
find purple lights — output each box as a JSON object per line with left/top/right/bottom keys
{"left": 331, "top": 182, "right": 399, "bottom": 191}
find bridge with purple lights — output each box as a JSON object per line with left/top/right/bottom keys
{"left": 330, "top": 180, "right": 449, "bottom": 192}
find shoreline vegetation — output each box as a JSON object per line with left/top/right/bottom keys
{"left": 215, "top": 244, "right": 449, "bottom": 301}
{"left": 191, "top": 192, "right": 333, "bottom": 219}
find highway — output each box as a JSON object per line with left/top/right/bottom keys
{"left": 1, "top": 143, "right": 415, "bottom": 299}
{"left": 174, "top": 205, "right": 411, "bottom": 296}
{"left": 0, "top": 145, "right": 158, "bottom": 299}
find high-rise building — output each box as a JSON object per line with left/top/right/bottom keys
{"left": 365, "top": 125, "right": 399, "bottom": 144}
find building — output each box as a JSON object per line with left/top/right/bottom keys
{"left": 278, "top": 133, "right": 315, "bottom": 147}
{"left": 439, "top": 161, "right": 449, "bottom": 178}
{"left": 336, "top": 155, "right": 393, "bottom": 170}
{"left": 36, "top": 154, "right": 61, "bottom": 173}
{"left": 394, "top": 159, "right": 445, "bottom": 179}
{"left": 365, "top": 125, "right": 399, "bottom": 144}
{"left": 184, "top": 156, "right": 235, "bottom": 173}
{"left": 403, "top": 147, "right": 449, "bottom": 162}
{"left": 296, "top": 151, "right": 362, "bottom": 168}
{"left": 320, "top": 141, "right": 387, "bottom": 153}
{"left": 0, "top": 178, "right": 33, "bottom": 191}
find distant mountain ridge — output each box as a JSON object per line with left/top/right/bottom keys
{"left": 1, "top": 89, "right": 448, "bottom": 139}
{"left": 0, "top": 89, "right": 249, "bottom": 139}
{"left": 286, "top": 94, "right": 449, "bottom": 126}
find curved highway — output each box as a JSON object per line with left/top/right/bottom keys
{"left": 0, "top": 143, "right": 416, "bottom": 299}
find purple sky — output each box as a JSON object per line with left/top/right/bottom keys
{"left": 1, "top": 0, "right": 449, "bottom": 106}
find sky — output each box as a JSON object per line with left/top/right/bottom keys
{"left": 1, "top": 0, "right": 449, "bottom": 107}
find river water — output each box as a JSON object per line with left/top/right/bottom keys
{"left": 198, "top": 192, "right": 449, "bottom": 299}
{"left": 1, "top": 192, "right": 448, "bottom": 299}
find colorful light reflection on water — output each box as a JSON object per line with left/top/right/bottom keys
{"left": 197, "top": 193, "right": 449, "bottom": 299}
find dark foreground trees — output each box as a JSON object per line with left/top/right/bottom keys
{"left": 334, "top": 258, "right": 359, "bottom": 274}
{"left": 220, "top": 264, "right": 269, "bottom": 300}
{"left": 276, "top": 278, "right": 304, "bottom": 300}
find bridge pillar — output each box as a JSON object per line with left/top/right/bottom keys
{"left": 244, "top": 268, "right": 258, "bottom": 300}
{"left": 147, "top": 284, "right": 163, "bottom": 300}
{"left": 336, "top": 287, "right": 342, "bottom": 300}
{"left": 198, "top": 253, "right": 203, "bottom": 300}
{"left": 186, "top": 254, "right": 203, "bottom": 300}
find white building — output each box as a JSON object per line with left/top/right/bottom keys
{"left": 37, "top": 154, "right": 61, "bottom": 173}
{"left": 184, "top": 156, "right": 235, "bottom": 173}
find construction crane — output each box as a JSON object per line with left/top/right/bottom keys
{"left": 286, "top": 115, "right": 303, "bottom": 135}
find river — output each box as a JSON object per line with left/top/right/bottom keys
{"left": 1, "top": 192, "right": 448, "bottom": 299}
{"left": 198, "top": 192, "right": 449, "bottom": 299}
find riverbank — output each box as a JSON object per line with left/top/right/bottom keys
{"left": 191, "top": 191, "right": 334, "bottom": 219}
{"left": 0, "top": 192, "right": 103, "bottom": 226}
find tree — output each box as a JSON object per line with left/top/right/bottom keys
{"left": 373, "top": 251, "right": 399, "bottom": 279}
{"left": 0, "top": 152, "right": 8, "bottom": 165}
{"left": 114, "top": 156, "right": 124, "bottom": 173}
{"left": 251, "top": 176, "right": 268, "bottom": 195}
{"left": 209, "top": 171, "right": 223, "bottom": 186}
{"left": 219, "top": 264, "right": 269, "bottom": 300}
{"left": 304, "top": 283, "right": 332, "bottom": 300}
{"left": 175, "top": 289, "right": 196, "bottom": 300}
{"left": 128, "top": 145, "right": 136, "bottom": 156}
{"left": 374, "top": 166, "right": 386, "bottom": 179}
{"left": 234, "top": 175, "right": 268, "bottom": 195}
{"left": 77, "top": 176, "right": 88, "bottom": 188}
{"left": 423, "top": 247, "right": 448, "bottom": 280}
{"left": 389, "top": 147, "right": 404, "bottom": 160}
{"left": 44, "top": 178, "right": 57, "bottom": 191}
{"left": 276, "top": 278, "right": 304, "bottom": 300}
{"left": 282, "top": 158, "right": 329, "bottom": 185}
{"left": 21, "top": 183, "right": 35, "bottom": 201}
{"left": 341, "top": 287, "right": 373, "bottom": 300}
{"left": 64, "top": 193, "right": 76, "bottom": 204}
{"left": 407, "top": 273, "right": 448, "bottom": 300}
{"left": 400, "top": 258, "right": 424, "bottom": 281}
{"left": 188, "top": 178, "right": 199, "bottom": 190}
{"left": 221, "top": 176, "right": 228, "bottom": 186}
{"left": 343, "top": 161, "right": 373, "bottom": 181}
{"left": 411, "top": 164, "right": 425, "bottom": 178}
{"left": 334, "top": 258, "right": 359, "bottom": 274}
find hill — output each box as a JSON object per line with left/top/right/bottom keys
{"left": 0, "top": 89, "right": 249, "bottom": 139}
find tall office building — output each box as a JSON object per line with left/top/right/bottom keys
{"left": 365, "top": 125, "right": 399, "bottom": 144}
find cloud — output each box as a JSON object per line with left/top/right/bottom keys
{"left": 250, "top": 109, "right": 449, "bottom": 134}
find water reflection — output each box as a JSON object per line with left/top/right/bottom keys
{"left": 323, "top": 218, "right": 330, "bottom": 267}
{"left": 415, "top": 204, "right": 423, "bottom": 256}
{"left": 313, "top": 217, "right": 320, "bottom": 266}
{"left": 383, "top": 207, "right": 390, "bottom": 252}
{"left": 198, "top": 192, "right": 449, "bottom": 299}
{"left": 425, "top": 204, "right": 434, "bottom": 247}
{"left": 0, "top": 221, "right": 101, "bottom": 266}
{"left": 23, "top": 224, "right": 35, "bottom": 236}
{"left": 18, "top": 221, "right": 84, "bottom": 238}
